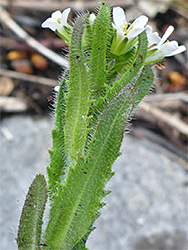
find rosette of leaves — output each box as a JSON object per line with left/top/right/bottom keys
{"left": 17, "top": 3, "right": 154, "bottom": 250}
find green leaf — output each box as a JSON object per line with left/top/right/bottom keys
{"left": 17, "top": 173, "right": 47, "bottom": 250}
{"left": 44, "top": 89, "right": 134, "bottom": 250}
{"left": 133, "top": 65, "right": 154, "bottom": 108}
{"left": 82, "top": 15, "right": 95, "bottom": 52}
{"left": 72, "top": 238, "right": 88, "bottom": 250}
{"left": 89, "top": 3, "right": 111, "bottom": 98}
{"left": 64, "top": 13, "right": 91, "bottom": 166}
{"left": 72, "top": 226, "right": 93, "bottom": 250}
{"left": 47, "top": 77, "right": 67, "bottom": 198}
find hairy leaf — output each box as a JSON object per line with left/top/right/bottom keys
{"left": 44, "top": 89, "right": 134, "bottom": 250}
{"left": 64, "top": 13, "right": 91, "bottom": 166}
{"left": 47, "top": 78, "right": 67, "bottom": 198}
{"left": 72, "top": 226, "right": 93, "bottom": 250}
{"left": 17, "top": 173, "right": 47, "bottom": 250}
{"left": 89, "top": 3, "right": 111, "bottom": 98}
{"left": 133, "top": 65, "right": 154, "bottom": 108}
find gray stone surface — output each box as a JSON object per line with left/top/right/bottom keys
{"left": 0, "top": 115, "right": 188, "bottom": 250}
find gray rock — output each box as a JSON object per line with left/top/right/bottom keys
{"left": 0, "top": 115, "right": 187, "bottom": 250}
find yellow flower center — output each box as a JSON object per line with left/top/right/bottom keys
{"left": 122, "top": 22, "right": 133, "bottom": 36}
{"left": 122, "top": 23, "right": 128, "bottom": 32}
{"left": 57, "top": 18, "right": 61, "bottom": 24}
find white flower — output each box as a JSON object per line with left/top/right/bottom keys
{"left": 41, "top": 8, "right": 72, "bottom": 44}
{"left": 54, "top": 86, "right": 60, "bottom": 92}
{"left": 113, "top": 7, "right": 148, "bottom": 40}
{"left": 145, "top": 25, "right": 186, "bottom": 63}
{"left": 145, "top": 25, "right": 161, "bottom": 48}
{"left": 111, "top": 7, "right": 148, "bottom": 56}
{"left": 42, "top": 9, "right": 71, "bottom": 32}
{"left": 89, "top": 13, "right": 96, "bottom": 27}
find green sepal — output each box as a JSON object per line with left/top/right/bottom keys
{"left": 144, "top": 48, "right": 164, "bottom": 64}
{"left": 144, "top": 57, "right": 164, "bottom": 65}
{"left": 17, "top": 173, "right": 47, "bottom": 250}
{"left": 110, "top": 31, "right": 137, "bottom": 57}
{"left": 110, "top": 33, "right": 128, "bottom": 56}
{"left": 56, "top": 26, "right": 72, "bottom": 46}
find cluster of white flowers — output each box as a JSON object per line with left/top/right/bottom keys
{"left": 145, "top": 25, "right": 186, "bottom": 63}
{"left": 41, "top": 7, "right": 186, "bottom": 64}
{"left": 110, "top": 7, "right": 186, "bottom": 61}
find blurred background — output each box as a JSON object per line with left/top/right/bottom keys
{"left": 0, "top": 0, "right": 188, "bottom": 249}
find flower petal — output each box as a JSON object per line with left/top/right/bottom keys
{"left": 54, "top": 86, "right": 60, "bottom": 92}
{"left": 112, "top": 23, "right": 124, "bottom": 37}
{"left": 89, "top": 13, "right": 96, "bottom": 26}
{"left": 132, "top": 15, "right": 148, "bottom": 29}
{"left": 113, "top": 7, "right": 126, "bottom": 29}
{"left": 117, "top": 28, "right": 125, "bottom": 38}
{"left": 41, "top": 19, "right": 60, "bottom": 31}
{"left": 167, "top": 45, "right": 186, "bottom": 56}
{"left": 89, "top": 13, "right": 96, "bottom": 22}
{"left": 147, "top": 32, "right": 161, "bottom": 47}
{"left": 127, "top": 28, "right": 144, "bottom": 39}
{"left": 160, "top": 41, "right": 186, "bottom": 57}
{"left": 51, "top": 10, "right": 61, "bottom": 20}
{"left": 158, "top": 25, "right": 174, "bottom": 47}
{"left": 160, "top": 41, "right": 179, "bottom": 56}
{"left": 61, "top": 8, "right": 71, "bottom": 26}
{"left": 145, "top": 25, "right": 153, "bottom": 35}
